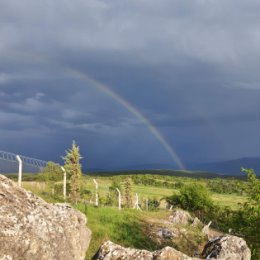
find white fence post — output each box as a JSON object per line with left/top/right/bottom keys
{"left": 16, "top": 155, "right": 22, "bottom": 187}
{"left": 116, "top": 188, "right": 121, "bottom": 210}
{"left": 133, "top": 193, "right": 141, "bottom": 211}
{"left": 61, "top": 167, "right": 66, "bottom": 201}
{"left": 93, "top": 179, "right": 99, "bottom": 207}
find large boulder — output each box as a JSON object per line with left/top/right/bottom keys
{"left": 201, "top": 235, "right": 251, "bottom": 260}
{"left": 94, "top": 241, "right": 202, "bottom": 260}
{"left": 93, "top": 241, "right": 153, "bottom": 260}
{"left": 95, "top": 235, "right": 251, "bottom": 260}
{"left": 0, "top": 174, "right": 91, "bottom": 260}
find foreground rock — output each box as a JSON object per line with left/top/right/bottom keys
{"left": 202, "top": 235, "right": 251, "bottom": 260}
{"left": 95, "top": 236, "right": 251, "bottom": 260}
{"left": 0, "top": 174, "right": 91, "bottom": 260}
{"left": 94, "top": 241, "right": 202, "bottom": 260}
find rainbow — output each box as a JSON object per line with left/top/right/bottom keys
{"left": 66, "top": 68, "right": 185, "bottom": 170}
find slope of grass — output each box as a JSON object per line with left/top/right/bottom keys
{"left": 14, "top": 176, "right": 253, "bottom": 259}
{"left": 75, "top": 205, "right": 158, "bottom": 259}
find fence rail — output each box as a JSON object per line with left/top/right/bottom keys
{"left": 0, "top": 150, "right": 48, "bottom": 168}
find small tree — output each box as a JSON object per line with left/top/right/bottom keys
{"left": 63, "top": 141, "right": 83, "bottom": 203}
{"left": 124, "top": 177, "right": 133, "bottom": 208}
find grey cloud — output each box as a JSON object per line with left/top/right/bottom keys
{"left": 0, "top": 0, "right": 260, "bottom": 168}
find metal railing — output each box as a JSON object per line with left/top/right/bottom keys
{"left": 0, "top": 150, "right": 48, "bottom": 168}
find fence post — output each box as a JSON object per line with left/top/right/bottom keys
{"left": 133, "top": 193, "right": 141, "bottom": 211}
{"left": 61, "top": 167, "right": 66, "bottom": 201}
{"left": 16, "top": 155, "right": 22, "bottom": 187}
{"left": 93, "top": 179, "right": 99, "bottom": 207}
{"left": 116, "top": 188, "right": 121, "bottom": 210}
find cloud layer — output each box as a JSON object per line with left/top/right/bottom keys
{"left": 1, "top": 0, "right": 260, "bottom": 169}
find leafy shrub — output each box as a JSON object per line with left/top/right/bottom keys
{"left": 174, "top": 181, "right": 184, "bottom": 189}
{"left": 167, "top": 182, "right": 214, "bottom": 212}
{"left": 38, "top": 161, "right": 64, "bottom": 182}
{"left": 81, "top": 189, "right": 92, "bottom": 201}
{"left": 147, "top": 197, "right": 160, "bottom": 211}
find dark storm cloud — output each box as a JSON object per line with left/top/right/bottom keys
{"left": 1, "top": 0, "right": 260, "bottom": 168}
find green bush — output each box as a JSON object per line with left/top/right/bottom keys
{"left": 167, "top": 182, "right": 214, "bottom": 212}
{"left": 147, "top": 197, "right": 160, "bottom": 211}
{"left": 39, "top": 161, "right": 64, "bottom": 182}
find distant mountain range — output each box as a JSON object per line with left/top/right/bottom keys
{"left": 190, "top": 157, "right": 260, "bottom": 176}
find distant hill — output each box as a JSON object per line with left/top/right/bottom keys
{"left": 86, "top": 169, "right": 246, "bottom": 179}
{"left": 190, "top": 157, "right": 260, "bottom": 176}
{"left": 3, "top": 156, "right": 259, "bottom": 177}
{"left": 87, "top": 157, "right": 260, "bottom": 177}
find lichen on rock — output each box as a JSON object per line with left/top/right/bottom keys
{"left": 0, "top": 174, "right": 91, "bottom": 260}
{"left": 202, "top": 235, "right": 251, "bottom": 260}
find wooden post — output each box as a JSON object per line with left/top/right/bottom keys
{"left": 93, "top": 179, "right": 99, "bottom": 207}
{"left": 116, "top": 188, "right": 121, "bottom": 210}
{"left": 16, "top": 155, "right": 22, "bottom": 187}
{"left": 146, "top": 198, "right": 149, "bottom": 211}
{"left": 61, "top": 167, "right": 66, "bottom": 201}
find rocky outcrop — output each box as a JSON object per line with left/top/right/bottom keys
{"left": 95, "top": 235, "right": 251, "bottom": 260}
{"left": 94, "top": 241, "right": 202, "bottom": 260}
{"left": 169, "top": 209, "right": 193, "bottom": 225}
{"left": 191, "top": 217, "right": 202, "bottom": 228}
{"left": 0, "top": 174, "right": 91, "bottom": 260}
{"left": 153, "top": 247, "right": 202, "bottom": 260}
{"left": 202, "top": 235, "right": 251, "bottom": 260}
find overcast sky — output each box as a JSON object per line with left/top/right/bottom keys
{"left": 1, "top": 0, "right": 260, "bottom": 170}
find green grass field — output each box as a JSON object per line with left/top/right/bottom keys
{"left": 9, "top": 173, "right": 254, "bottom": 259}
{"left": 79, "top": 176, "right": 247, "bottom": 210}
{"left": 22, "top": 175, "right": 247, "bottom": 210}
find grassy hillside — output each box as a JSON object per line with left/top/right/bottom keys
{"left": 75, "top": 205, "right": 162, "bottom": 259}
{"left": 6, "top": 172, "right": 258, "bottom": 259}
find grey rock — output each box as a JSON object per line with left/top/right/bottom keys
{"left": 191, "top": 217, "right": 202, "bottom": 227}
{"left": 94, "top": 241, "right": 202, "bottom": 260}
{"left": 0, "top": 174, "right": 91, "bottom": 260}
{"left": 157, "top": 228, "right": 174, "bottom": 239}
{"left": 94, "top": 235, "right": 251, "bottom": 260}
{"left": 153, "top": 247, "right": 202, "bottom": 260}
{"left": 93, "top": 240, "right": 153, "bottom": 260}
{"left": 169, "top": 209, "right": 193, "bottom": 225}
{"left": 201, "top": 235, "right": 251, "bottom": 260}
